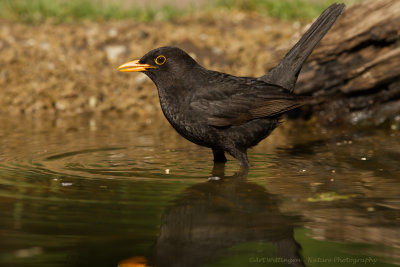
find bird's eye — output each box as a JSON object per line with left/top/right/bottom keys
{"left": 155, "top": 55, "right": 166, "bottom": 65}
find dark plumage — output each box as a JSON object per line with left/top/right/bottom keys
{"left": 119, "top": 4, "right": 345, "bottom": 171}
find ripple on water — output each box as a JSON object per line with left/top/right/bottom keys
{"left": 1, "top": 117, "right": 400, "bottom": 266}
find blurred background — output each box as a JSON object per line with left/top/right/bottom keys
{"left": 0, "top": 0, "right": 363, "bottom": 22}
{"left": 0, "top": 0, "right": 363, "bottom": 119}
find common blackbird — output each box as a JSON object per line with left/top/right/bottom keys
{"left": 119, "top": 4, "right": 345, "bottom": 170}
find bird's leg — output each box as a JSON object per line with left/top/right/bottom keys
{"left": 226, "top": 147, "right": 250, "bottom": 174}
{"left": 211, "top": 162, "right": 226, "bottom": 177}
{"left": 212, "top": 148, "right": 227, "bottom": 163}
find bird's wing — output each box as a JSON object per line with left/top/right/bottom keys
{"left": 190, "top": 81, "right": 303, "bottom": 127}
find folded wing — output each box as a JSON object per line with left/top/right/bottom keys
{"left": 190, "top": 80, "right": 303, "bottom": 127}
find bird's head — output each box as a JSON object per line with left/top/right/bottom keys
{"left": 118, "top": 46, "right": 199, "bottom": 86}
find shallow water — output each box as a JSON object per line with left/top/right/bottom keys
{"left": 0, "top": 115, "right": 399, "bottom": 267}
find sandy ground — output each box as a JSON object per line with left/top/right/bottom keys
{"left": 0, "top": 11, "right": 301, "bottom": 118}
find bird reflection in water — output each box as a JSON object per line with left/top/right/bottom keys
{"left": 141, "top": 163, "right": 304, "bottom": 267}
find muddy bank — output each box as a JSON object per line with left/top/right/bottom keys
{"left": 0, "top": 12, "right": 297, "bottom": 119}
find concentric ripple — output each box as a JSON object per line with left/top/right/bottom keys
{"left": 1, "top": 116, "right": 400, "bottom": 267}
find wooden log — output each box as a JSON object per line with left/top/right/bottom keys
{"left": 295, "top": 0, "right": 400, "bottom": 127}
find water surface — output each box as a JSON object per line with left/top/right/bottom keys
{"left": 0, "top": 115, "right": 399, "bottom": 267}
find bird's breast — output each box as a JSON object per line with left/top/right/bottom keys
{"left": 157, "top": 93, "right": 214, "bottom": 146}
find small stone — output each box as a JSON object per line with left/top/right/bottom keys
{"left": 40, "top": 42, "right": 50, "bottom": 51}
{"left": 55, "top": 101, "right": 67, "bottom": 111}
{"left": 105, "top": 45, "right": 127, "bottom": 62}
{"left": 134, "top": 73, "right": 148, "bottom": 85}
{"left": 89, "top": 96, "right": 97, "bottom": 108}
{"left": 108, "top": 28, "right": 118, "bottom": 38}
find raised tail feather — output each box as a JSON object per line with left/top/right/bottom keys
{"left": 259, "top": 3, "right": 345, "bottom": 92}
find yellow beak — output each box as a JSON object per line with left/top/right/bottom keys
{"left": 118, "top": 60, "right": 155, "bottom": 72}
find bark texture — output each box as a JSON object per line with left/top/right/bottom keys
{"left": 295, "top": 0, "right": 400, "bottom": 127}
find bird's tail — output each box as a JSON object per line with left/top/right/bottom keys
{"left": 259, "top": 3, "right": 345, "bottom": 92}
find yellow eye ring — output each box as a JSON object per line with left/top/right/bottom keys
{"left": 155, "top": 55, "right": 166, "bottom": 65}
